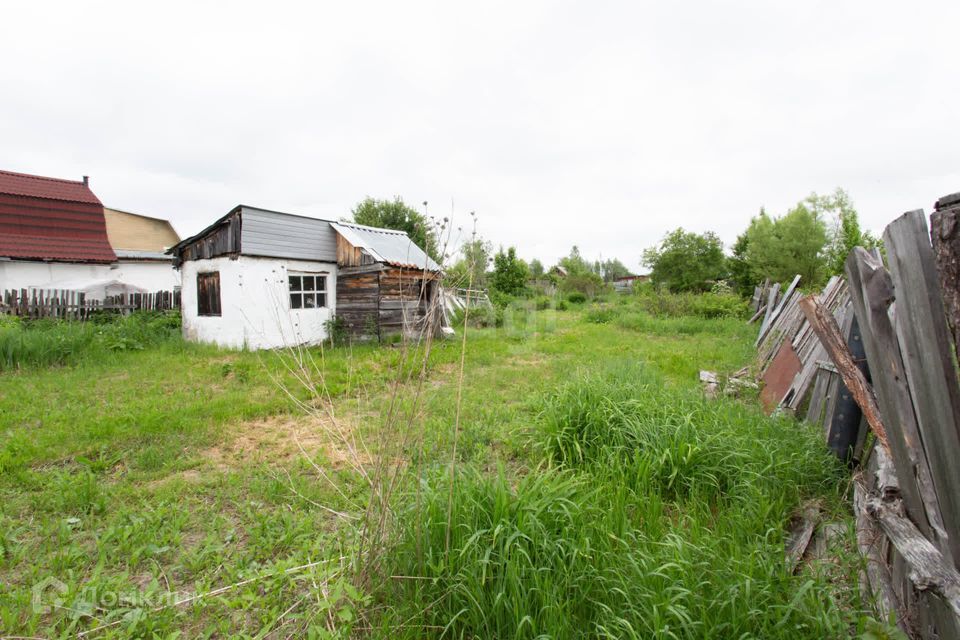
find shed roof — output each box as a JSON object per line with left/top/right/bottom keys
{"left": 0, "top": 169, "right": 116, "bottom": 263}
{"left": 331, "top": 221, "right": 440, "bottom": 271}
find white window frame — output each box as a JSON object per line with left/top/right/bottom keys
{"left": 288, "top": 272, "right": 328, "bottom": 310}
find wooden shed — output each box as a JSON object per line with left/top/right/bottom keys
{"left": 330, "top": 222, "right": 442, "bottom": 341}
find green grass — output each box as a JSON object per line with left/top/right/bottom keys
{"left": 0, "top": 297, "right": 873, "bottom": 637}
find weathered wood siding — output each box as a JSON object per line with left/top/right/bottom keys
{"left": 336, "top": 266, "right": 440, "bottom": 340}
{"left": 336, "top": 233, "right": 377, "bottom": 268}
{"left": 174, "top": 211, "right": 241, "bottom": 264}
{"left": 336, "top": 268, "right": 381, "bottom": 339}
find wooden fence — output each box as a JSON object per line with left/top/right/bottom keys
{"left": 1, "top": 288, "right": 180, "bottom": 320}
{"left": 751, "top": 192, "right": 960, "bottom": 638}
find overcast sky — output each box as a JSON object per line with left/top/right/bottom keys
{"left": 2, "top": 1, "right": 957, "bottom": 271}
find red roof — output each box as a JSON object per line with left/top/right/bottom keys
{"left": 0, "top": 169, "right": 116, "bottom": 263}
{"left": 0, "top": 169, "right": 102, "bottom": 204}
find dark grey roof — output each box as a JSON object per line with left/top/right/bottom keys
{"left": 331, "top": 221, "right": 440, "bottom": 271}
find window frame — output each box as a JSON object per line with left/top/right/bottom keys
{"left": 288, "top": 272, "right": 328, "bottom": 310}
{"left": 196, "top": 271, "right": 221, "bottom": 317}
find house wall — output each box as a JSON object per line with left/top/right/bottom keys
{"left": 0, "top": 259, "right": 180, "bottom": 295}
{"left": 180, "top": 255, "right": 337, "bottom": 349}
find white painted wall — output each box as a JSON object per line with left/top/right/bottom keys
{"left": 180, "top": 255, "right": 337, "bottom": 350}
{"left": 0, "top": 259, "right": 180, "bottom": 295}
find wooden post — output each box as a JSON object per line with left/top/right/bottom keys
{"left": 931, "top": 192, "right": 960, "bottom": 364}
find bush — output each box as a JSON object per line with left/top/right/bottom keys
{"left": 584, "top": 305, "right": 618, "bottom": 324}
{"left": 454, "top": 305, "right": 503, "bottom": 329}
{"left": 555, "top": 300, "right": 569, "bottom": 311}
{"left": 566, "top": 292, "right": 587, "bottom": 304}
{"left": 534, "top": 296, "right": 552, "bottom": 311}
{"left": 633, "top": 288, "right": 746, "bottom": 319}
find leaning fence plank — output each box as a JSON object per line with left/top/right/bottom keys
{"left": 756, "top": 283, "right": 781, "bottom": 345}
{"left": 798, "top": 294, "right": 890, "bottom": 453}
{"left": 884, "top": 210, "right": 960, "bottom": 568}
{"left": 847, "top": 247, "right": 950, "bottom": 559}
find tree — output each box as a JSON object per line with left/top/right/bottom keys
{"left": 351, "top": 196, "right": 438, "bottom": 260}
{"left": 807, "top": 188, "right": 880, "bottom": 275}
{"left": 446, "top": 236, "right": 492, "bottom": 288}
{"left": 727, "top": 230, "right": 755, "bottom": 297}
{"left": 558, "top": 246, "right": 593, "bottom": 275}
{"left": 743, "top": 202, "right": 829, "bottom": 286}
{"left": 528, "top": 258, "right": 545, "bottom": 279}
{"left": 600, "top": 258, "right": 631, "bottom": 283}
{"left": 490, "top": 246, "right": 529, "bottom": 296}
{"left": 642, "top": 228, "right": 727, "bottom": 292}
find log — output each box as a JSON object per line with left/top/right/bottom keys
{"left": 798, "top": 294, "right": 890, "bottom": 453}
{"left": 853, "top": 473, "right": 903, "bottom": 628}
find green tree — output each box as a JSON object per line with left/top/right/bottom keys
{"left": 727, "top": 227, "right": 756, "bottom": 297}
{"left": 642, "top": 228, "right": 727, "bottom": 292}
{"left": 558, "top": 246, "right": 593, "bottom": 275}
{"left": 446, "top": 236, "right": 492, "bottom": 288}
{"left": 807, "top": 188, "right": 879, "bottom": 275}
{"left": 351, "top": 196, "right": 438, "bottom": 260}
{"left": 600, "top": 258, "right": 631, "bottom": 283}
{"left": 490, "top": 246, "right": 529, "bottom": 296}
{"left": 528, "top": 258, "right": 545, "bottom": 279}
{"left": 744, "top": 203, "right": 829, "bottom": 286}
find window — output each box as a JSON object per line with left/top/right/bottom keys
{"left": 289, "top": 273, "right": 327, "bottom": 309}
{"left": 197, "top": 272, "right": 221, "bottom": 316}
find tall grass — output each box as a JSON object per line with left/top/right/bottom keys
{"left": 0, "top": 312, "right": 181, "bottom": 371}
{"left": 375, "top": 365, "right": 856, "bottom": 638}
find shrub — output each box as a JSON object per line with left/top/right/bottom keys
{"left": 454, "top": 305, "right": 503, "bottom": 329}
{"left": 324, "top": 315, "right": 349, "bottom": 346}
{"left": 633, "top": 288, "right": 746, "bottom": 319}
{"left": 534, "top": 296, "right": 552, "bottom": 311}
{"left": 555, "top": 300, "right": 569, "bottom": 311}
{"left": 583, "top": 305, "right": 618, "bottom": 324}
{"left": 566, "top": 292, "right": 586, "bottom": 304}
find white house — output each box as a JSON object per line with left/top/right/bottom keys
{"left": 167, "top": 205, "right": 441, "bottom": 350}
{"left": 0, "top": 168, "right": 181, "bottom": 296}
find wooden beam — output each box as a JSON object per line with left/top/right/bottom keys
{"left": 798, "top": 294, "right": 890, "bottom": 453}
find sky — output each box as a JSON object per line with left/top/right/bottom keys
{"left": 1, "top": 1, "right": 958, "bottom": 272}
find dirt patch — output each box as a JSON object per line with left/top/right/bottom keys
{"left": 200, "top": 411, "right": 374, "bottom": 471}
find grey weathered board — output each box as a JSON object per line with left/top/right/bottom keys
{"left": 884, "top": 211, "right": 960, "bottom": 568}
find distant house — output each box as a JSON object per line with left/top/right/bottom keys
{"left": 0, "top": 168, "right": 180, "bottom": 297}
{"left": 614, "top": 274, "right": 649, "bottom": 293}
{"left": 167, "top": 205, "right": 441, "bottom": 350}
{"left": 549, "top": 265, "right": 568, "bottom": 278}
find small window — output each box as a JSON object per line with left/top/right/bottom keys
{"left": 197, "top": 272, "right": 221, "bottom": 316}
{"left": 289, "top": 273, "right": 327, "bottom": 310}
